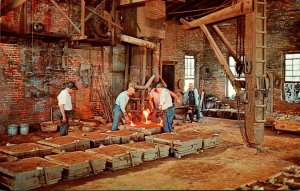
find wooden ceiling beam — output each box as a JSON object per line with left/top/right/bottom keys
{"left": 1, "top": 0, "right": 28, "bottom": 16}
{"left": 180, "top": 0, "right": 253, "bottom": 29}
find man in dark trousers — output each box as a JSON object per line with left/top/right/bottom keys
{"left": 156, "top": 85, "right": 175, "bottom": 133}
{"left": 183, "top": 82, "right": 201, "bottom": 122}
{"left": 112, "top": 87, "right": 135, "bottom": 131}
{"left": 57, "top": 81, "right": 78, "bottom": 136}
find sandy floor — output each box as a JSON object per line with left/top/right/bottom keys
{"left": 34, "top": 117, "right": 300, "bottom": 190}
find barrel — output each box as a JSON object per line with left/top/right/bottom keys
{"left": 20, "top": 123, "right": 29, "bottom": 135}
{"left": 7, "top": 124, "right": 18, "bottom": 136}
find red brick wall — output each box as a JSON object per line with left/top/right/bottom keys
{"left": 162, "top": 0, "right": 300, "bottom": 114}
{"left": 267, "top": 0, "right": 300, "bottom": 115}
{"left": 0, "top": 0, "right": 118, "bottom": 126}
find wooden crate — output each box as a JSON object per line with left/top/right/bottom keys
{"left": 145, "top": 133, "right": 202, "bottom": 158}
{"left": 275, "top": 120, "right": 300, "bottom": 132}
{"left": 86, "top": 145, "right": 143, "bottom": 170}
{"left": 0, "top": 157, "right": 63, "bottom": 190}
{"left": 45, "top": 151, "right": 106, "bottom": 180}
{"left": 37, "top": 136, "right": 90, "bottom": 152}
{"left": 0, "top": 143, "right": 53, "bottom": 159}
{"left": 121, "top": 142, "right": 170, "bottom": 161}
{"left": 69, "top": 131, "right": 112, "bottom": 148}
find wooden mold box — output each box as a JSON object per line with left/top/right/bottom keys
{"left": 0, "top": 143, "right": 53, "bottom": 159}
{"left": 103, "top": 130, "right": 145, "bottom": 144}
{"left": 275, "top": 120, "right": 300, "bottom": 132}
{"left": 125, "top": 122, "right": 163, "bottom": 135}
{"left": 85, "top": 144, "right": 143, "bottom": 170}
{"left": 37, "top": 136, "right": 90, "bottom": 152}
{"left": 145, "top": 133, "right": 203, "bottom": 158}
{"left": 69, "top": 131, "right": 112, "bottom": 148}
{"left": 238, "top": 179, "right": 289, "bottom": 190}
{"left": 179, "top": 131, "right": 223, "bottom": 149}
{"left": 0, "top": 157, "right": 63, "bottom": 190}
{"left": 121, "top": 141, "right": 170, "bottom": 161}
{"left": 45, "top": 151, "right": 106, "bottom": 180}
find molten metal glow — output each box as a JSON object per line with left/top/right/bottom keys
{"left": 158, "top": 117, "right": 163, "bottom": 126}
{"left": 129, "top": 121, "right": 136, "bottom": 127}
{"left": 143, "top": 109, "right": 151, "bottom": 124}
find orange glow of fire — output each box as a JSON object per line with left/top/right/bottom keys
{"left": 158, "top": 117, "right": 163, "bottom": 126}
{"left": 143, "top": 109, "right": 151, "bottom": 124}
{"left": 129, "top": 121, "right": 136, "bottom": 127}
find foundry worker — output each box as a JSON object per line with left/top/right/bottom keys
{"left": 157, "top": 86, "right": 175, "bottom": 133}
{"left": 183, "top": 82, "right": 201, "bottom": 122}
{"left": 148, "top": 83, "right": 181, "bottom": 122}
{"left": 57, "top": 81, "right": 78, "bottom": 136}
{"left": 112, "top": 87, "right": 135, "bottom": 131}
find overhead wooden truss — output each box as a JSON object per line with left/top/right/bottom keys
{"left": 181, "top": 0, "right": 267, "bottom": 145}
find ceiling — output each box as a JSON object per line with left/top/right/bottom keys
{"left": 166, "top": 0, "right": 234, "bottom": 22}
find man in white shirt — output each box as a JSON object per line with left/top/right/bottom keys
{"left": 157, "top": 86, "right": 175, "bottom": 133}
{"left": 112, "top": 87, "right": 135, "bottom": 131}
{"left": 57, "top": 81, "right": 78, "bottom": 136}
{"left": 148, "top": 83, "right": 181, "bottom": 122}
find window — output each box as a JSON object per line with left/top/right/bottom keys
{"left": 283, "top": 53, "right": 300, "bottom": 102}
{"left": 184, "top": 55, "right": 195, "bottom": 91}
{"left": 226, "top": 57, "right": 245, "bottom": 98}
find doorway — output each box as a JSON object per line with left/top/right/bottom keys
{"left": 162, "top": 64, "right": 175, "bottom": 91}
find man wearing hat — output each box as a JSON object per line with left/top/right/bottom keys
{"left": 148, "top": 83, "right": 181, "bottom": 122}
{"left": 112, "top": 87, "right": 135, "bottom": 131}
{"left": 57, "top": 81, "right": 78, "bottom": 136}
{"left": 156, "top": 85, "right": 175, "bottom": 133}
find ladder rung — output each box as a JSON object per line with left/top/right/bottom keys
{"left": 257, "top": 2, "right": 267, "bottom": 5}
{"left": 256, "top": 16, "right": 267, "bottom": 19}
{"left": 256, "top": 60, "right": 266, "bottom": 63}
{"left": 257, "top": 30, "right": 267, "bottom": 34}
{"left": 255, "top": 119, "right": 266, "bottom": 123}
{"left": 255, "top": 104, "right": 266, "bottom": 108}
{"left": 256, "top": 46, "right": 267, "bottom": 48}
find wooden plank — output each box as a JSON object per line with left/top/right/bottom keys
{"left": 212, "top": 25, "right": 239, "bottom": 62}
{"left": 274, "top": 120, "right": 300, "bottom": 132}
{"left": 180, "top": 0, "right": 253, "bottom": 29}
{"left": 49, "top": 0, "right": 81, "bottom": 33}
{"left": 1, "top": 0, "right": 28, "bottom": 16}
{"left": 199, "top": 24, "right": 241, "bottom": 96}
{"left": 119, "top": 0, "right": 146, "bottom": 6}
{"left": 80, "top": 0, "right": 85, "bottom": 36}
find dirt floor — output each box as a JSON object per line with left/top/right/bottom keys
{"left": 1, "top": 117, "right": 300, "bottom": 190}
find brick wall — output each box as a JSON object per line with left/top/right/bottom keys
{"left": 162, "top": 0, "right": 300, "bottom": 114}
{"left": 267, "top": 0, "right": 300, "bottom": 114}
{"left": 0, "top": 41, "right": 114, "bottom": 126}
{"left": 162, "top": 20, "right": 237, "bottom": 105}
{"left": 161, "top": 21, "right": 205, "bottom": 94}
{"left": 0, "top": 0, "right": 116, "bottom": 126}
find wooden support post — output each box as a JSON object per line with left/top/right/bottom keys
{"left": 212, "top": 25, "right": 240, "bottom": 62}
{"left": 124, "top": 45, "right": 130, "bottom": 89}
{"left": 199, "top": 24, "right": 240, "bottom": 96}
{"left": 80, "top": 0, "right": 85, "bottom": 36}
{"left": 1, "top": 0, "right": 28, "bottom": 16}
{"left": 141, "top": 47, "right": 147, "bottom": 110}
{"left": 49, "top": 0, "right": 81, "bottom": 33}
{"left": 84, "top": 5, "right": 124, "bottom": 31}
{"left": 244, "top": 0, "right": 267, "bottom": 145}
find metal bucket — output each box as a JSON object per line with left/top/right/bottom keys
{"left": 19, "top": 123, "right": 29, "bottom": 135}
{"left": 7, "top": 124, "right": 18, "bottom": 136}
